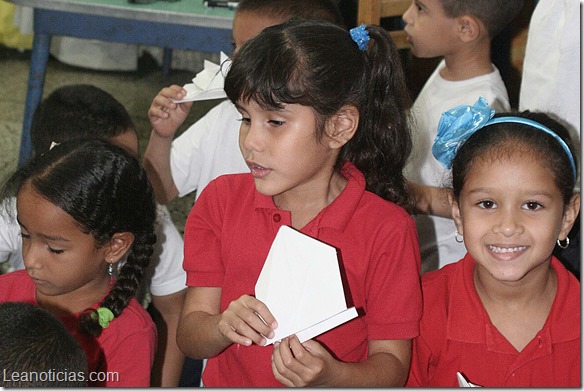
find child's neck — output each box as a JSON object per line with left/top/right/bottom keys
{"left": 473, "top": 262, "right": 557, "bottom": 352}
{"left": 439, "top": 40, "right": 493, "bottom": 81}
{"left": 273, "top": 171, "right": 347, "bottom": 230}
{"left": 36, "top": 274, "right": 112, "bottom": 317}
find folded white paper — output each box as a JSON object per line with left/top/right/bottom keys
{"left": 457, "top": 372, "right": 481, "bottom": 387}
{"left": 255, "top": 225, "right": 358, "bottom": 345}
{"left": 172, "top": 51, "right": 230, "bottom": 103}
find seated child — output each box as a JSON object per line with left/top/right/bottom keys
{"left": 407, "top": 98, "right": 580, "bottom": 386}
{"left": 0, "top": 301, "right": 88, "bottom": 387}
{"left": 0, "top": 139, "right": 159, "bottom": 386}
{"left": 0, "top": 84, "right": 186, "bottom": 386}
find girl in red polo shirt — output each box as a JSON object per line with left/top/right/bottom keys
{"left": 177, "top": 20, "right": 423, "bottom": 387}
{"left": 407, "top": 98, "right": 580, "bottom": 387}
{"left": 0, "top": 140, "right": 158, "bottom": 386}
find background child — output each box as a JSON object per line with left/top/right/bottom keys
{"left": 0, "top": 139, "right": 158, "bottom": 387}
{"left": 402, "top": 0, "right": 524, "bottom": 272}
{"left": 144, "top": 0, "right": 345, "bottom": 205}
{"left": 177, "top": 20, "right": 422, "bottom": 387}
{"left": 0, "top": 84, "right": 187, "bottom": 386}
{"left": 407, "top": 99, "right": 580, "bottom": 386}
{"left": 0, "top": 301, "right": 88, "bottom": 387}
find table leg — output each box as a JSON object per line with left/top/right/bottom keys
{"left": 19, "top": 30, "right": 51, "bottom": 165}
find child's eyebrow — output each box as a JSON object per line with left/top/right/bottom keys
{"left": 16, "top": 217, "right": 70, "bottom": 242}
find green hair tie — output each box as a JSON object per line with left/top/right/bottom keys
{"left": 93, "top": 307, "right": 115, "bottom": 329}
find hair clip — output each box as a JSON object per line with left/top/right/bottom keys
{"left": 92, "top": 307, "right": 114, "bottom": 329}
{"left": 432, "top": 97, "right": 495, "bottom": 169}
{"left": 350, "top": 23, "right": 370, "bottom": 51}
{"left": 432, "top": 97, "right": 577, "bottom": 180}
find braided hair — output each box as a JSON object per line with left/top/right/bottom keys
{"left": 1, "top": 139, "right": 157, "bottom": 337}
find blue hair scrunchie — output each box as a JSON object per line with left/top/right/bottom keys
{"left": 432, "top": 96, "right": 495, "bottom": 170}
{"left": 350, "top": 23, "right": 370, "bottom": 51}
{"left": 432, "top": 96, "right": 577, "bottom": 180}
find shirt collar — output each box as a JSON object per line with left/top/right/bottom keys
{"left": 447, "top": 255, "right": 580, "bottom": 346}
{"left": 252, "top": 162, "right": 366, "bottom": 233}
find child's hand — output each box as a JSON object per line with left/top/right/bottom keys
{"left": 218, "top": 295, "right": 278, "bottom": 347}
{"left": 148, "top": 85, "right": 193, "bottom": 138}
{"left": 271, "top": 335, "right": 339, "bottom": 387}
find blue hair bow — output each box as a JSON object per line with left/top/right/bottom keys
{"left": 350, "top": 24, "right": 370, "bottom": 51}
{"left": 432, "top": 97, "right": 495, "bottom": 169}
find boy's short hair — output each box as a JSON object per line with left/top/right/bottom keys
{"left": 237, "top": 0, "right": 345, "bottom": 27}
{"left": 30, "top": 84, "right": 136, "bottom": 156}
{"left": 440, "top": 0, "right": 524, "bottom": 38}
{"left": 0, "top": 302, "right": 88, "bottom": 387}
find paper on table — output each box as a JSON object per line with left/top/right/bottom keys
{"left": 255, "top": 225, "right": 358, "bottom": 345}
{"left": 172, "top": 51, "right": 230, "bottom": 103}
{"left": 457, "top": 372, "right": 481, "bottom": 387}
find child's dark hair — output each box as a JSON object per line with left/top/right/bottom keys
{"left": 0, "top": 302, "right": 88, "bottom": 387}
{"left": 30, "top": 84, "right": 136, "bottom": 157}
{"left": 1, "top": 139, "right": 157, "bottom": 337}
{"left": 225, "top": 20, "right": 412, "bottom": 207}
{"left": 452, "top": 111, "right": 578, "bottom": 206}
{"left": 439, "top": 0, "right": 524, "bottom": 38}
{"left": 237, "top": 0, "right": 345, "bottom": 27}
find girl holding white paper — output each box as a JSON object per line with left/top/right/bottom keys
{"left": 177, "top": 20, "right": 423, "bottom": 387}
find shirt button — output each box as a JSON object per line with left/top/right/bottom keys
{"left": 273, "top": 214, "right": 281, "bottom": 222}
{"left": 538, "top": 336, "right": 544, "bottom": 348}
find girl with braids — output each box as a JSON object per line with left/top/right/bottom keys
{"left": 177, "top": 20, "right": 422, "bottom": 387}
{"left": 0, "top": 139, "right": 157, "bottom": 386}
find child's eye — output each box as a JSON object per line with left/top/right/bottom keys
{"left": 48, "top": 246, "right": 64, "bottom": 255}
{"left": 522, "top": 201, "right": 543, "bottom": 211}
{"left": 268, "top": 119, "right": 284, "bottom": 126}
{"left": 477, "top": 200, "right": 496, "bottom": 209}
{"left": 237, "top": 117, "right": 251, "bottom": 125}
{"left": 20, "top": 232, "right": 30, "bottom": 240}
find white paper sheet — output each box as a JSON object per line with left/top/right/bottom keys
{"left": 172, "top": 51, "right": 230, "bottom": 103}
{"left": 457, "top": 372, "right": 481, "bottom": 387}
{"left": 255, "top": 226, "right": 358, "bottom": 344}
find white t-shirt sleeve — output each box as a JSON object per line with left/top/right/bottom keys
{"left": 0, "top": 198, "right": 24, "bottom": 272}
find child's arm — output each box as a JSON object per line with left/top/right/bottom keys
{"left": 143, "top": 85, "right": 193, "bottom": 204}
{"left": 409, "top": 181, "right": 453, "bottom": 218}
{"left": 272, "top": 336, "right": 411, "bottom": 387}
{"left": 177, "top": 286, "right": 278, "bottom": 359}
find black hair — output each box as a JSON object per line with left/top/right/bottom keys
{"left": 225, "top": 20, "right": 412, "bottom": 207}
{"left": 439, "top": 0, "right": 524, "bottom": 38}
{"left": 451, "top": 111, "right": 578, "bottom": 206}
{"left": 237, "top": 0, "right": 345, "bottom": 27}
{"left": 0, "top": 139, "right": 157, "bottom": 337}
{"left": 0, "top": 301, "right": 88, "bottom": 387}
{"left": 30, "top": 84, "right": 136, "bottom": 157}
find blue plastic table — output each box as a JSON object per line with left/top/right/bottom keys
{"left": 6, "top": 0, "right": 235, "bottom": 165}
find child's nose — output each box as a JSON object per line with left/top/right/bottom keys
{"left": 22, "top": 242, "right": 43, "bottom": 270}
{"left": 493, "top": 210, "right": 524, "bottom": 237}
{"left": 402, "top": 2, "right": 414, "bottom": 25}
{"left": 240, "top": 122, "right": 263, "bottom": 153}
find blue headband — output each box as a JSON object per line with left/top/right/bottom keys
{"left": 350, "top": 24, "right": 370, "bottom": 51}
{"left": 432, "top": 97, "right": 577, "bottom": 181}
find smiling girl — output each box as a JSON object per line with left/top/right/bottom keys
{"left": 407, "top": 98, "right": 580, "bottom": 387}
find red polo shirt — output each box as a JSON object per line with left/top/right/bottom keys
{"left": 407, "top": 254, "right": 580, "bottom": 387}
{"left": 0, "top": 270, "right": 156, "bottom": 387}
{"left": 184, "top": 162, "right": 422, "bottom": 387}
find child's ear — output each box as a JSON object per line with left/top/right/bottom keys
{"left": 457, "top": 15, "right": 482, "bottom": 42}
{"left": 325, "top": 105, "right": 359, "bottom": 150}
{"left": 559, "top": 193, "right": 581, "bottom": 241}
{"left": 104, "top": 232, "right": 135, "bottom": 264}
{"left": 450, "top": 194, "right": 464, "bottom": 236}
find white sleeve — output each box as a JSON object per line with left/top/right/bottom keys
{"left": 0, "top": 198, "right": 24, "bottom": 272}
{"left": 147, "top": 205, "right": 186, "bottom": 297}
